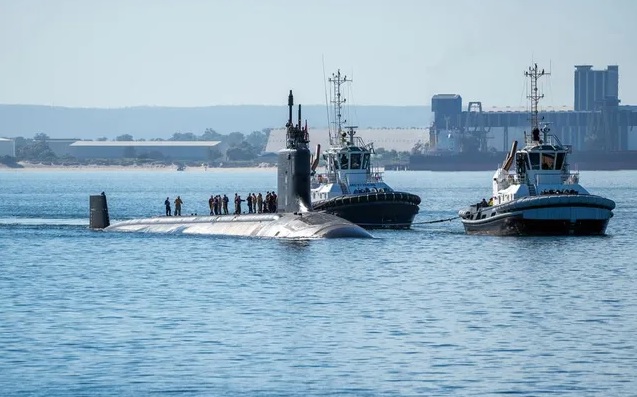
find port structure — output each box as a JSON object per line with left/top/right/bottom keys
{"left": 428, "top": 65, "right": 637, "bottom": 154}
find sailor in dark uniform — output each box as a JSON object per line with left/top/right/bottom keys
{"left": 165, "top": 197, "right": 171, "bottom": 216}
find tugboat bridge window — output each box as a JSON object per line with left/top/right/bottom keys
{"left": 351, "top": 153, "right": 362, "bottom": 169}
{"left": 362, "top": 153, "right": 370, "bottom": 170}
{"left": 340, "top": 153, "right": 349, "bottom": 169}
{"left": 541, "top": 153, "right": 555, "bottom": 170}
{"left": 516, "top": 153, "right": 526, "bottom": 174}
{"left": 529, "top": 153, "right": 540, "bottom": 170}
{"left": 555, "top": 152, "right": 565, "bottom": 170}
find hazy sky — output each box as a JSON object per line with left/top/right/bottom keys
{"left": 1, "top": 0, "right": 635, "bottom": 108}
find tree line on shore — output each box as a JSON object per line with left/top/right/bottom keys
{"left": 2, "top": 128, "right": 269, "bottom": 166}
{"left": 1, "top": 128, "right": 411, "bottom": 168}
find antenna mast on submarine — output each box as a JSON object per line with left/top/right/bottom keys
{"left": 285, "top": 90, "right": 308, "bottom": 150}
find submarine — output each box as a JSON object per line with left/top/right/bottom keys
{"left": 89, "top": 91, "right": 372, "bottom": 239}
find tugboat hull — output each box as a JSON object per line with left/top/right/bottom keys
{"left": 462, "top": 214, "right": 611, "bottom": 236}
{"left": 459, "top": 195, "right": 615, "bottom": 236}
{"left": 313, "top": 192, "right": 421, "bottom": 229}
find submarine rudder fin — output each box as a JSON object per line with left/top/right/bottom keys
{"left": 90, "top": 192, "right": 110, "bottom": 229}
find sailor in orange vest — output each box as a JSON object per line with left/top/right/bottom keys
{"left": 174, "top": 196, "right": 183, "bottom": 216}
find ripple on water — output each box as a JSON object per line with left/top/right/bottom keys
{"left": 0, "top": 170, "right": 636, "bottom": 395}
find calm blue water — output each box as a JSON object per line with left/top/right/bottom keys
{"left": 1, "top": 169, "right": 636, "bottom": 396}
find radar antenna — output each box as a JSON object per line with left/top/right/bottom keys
{"left": 328, "top": 69, "right": 350, "bottom": 145}
{"left": 525, "top": 63, "right": 550, "bottom": 142}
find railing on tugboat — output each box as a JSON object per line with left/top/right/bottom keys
{"left": 312, "top": 166, "right": 385, "bottom": 185}
{"left": 504, "top": 171, "right": 580, "bottom": 186}
{"left": 523, "top": 129, "right": 567, "bottom": 149}
{"left": 369, "top": 167, "right": 384, "bottom": 183}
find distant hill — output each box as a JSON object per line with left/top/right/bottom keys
{"left": 0, "top": 104, "right": 432, "bottom": 140}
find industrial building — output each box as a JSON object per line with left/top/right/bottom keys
{"left": 426, "top": 65, "right": 637, "bottom": 154}
{"left": 69, "top": 141, "right": 222, "bottom": 160}
{"left": 574, "top": 65, "right": 618, "bottom": 111}
{"left": 46, "top": 139, "right": 82, "bottom": 158}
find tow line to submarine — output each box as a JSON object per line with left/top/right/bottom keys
{"left": 355, "top": 216, "right": 459, "bottom": 228}
{"left": 413, "top": 216, "right": 459, "bottom": 224}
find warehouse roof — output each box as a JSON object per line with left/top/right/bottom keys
{"left": 70, "top": 140, "right": 221, "bottom": 147}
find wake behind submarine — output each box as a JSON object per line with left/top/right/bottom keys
{"left": 89, "top": 91, "right": 372, "bottom": 239}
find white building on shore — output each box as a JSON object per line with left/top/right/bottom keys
{"left": 0, "top": 138, "right": 16, "bottom": 157}
{"left": 264, "top": 128, "right": 428, "bottom": 154}
{"left": 69, "top": 140, "right": 222, "bottom": 160}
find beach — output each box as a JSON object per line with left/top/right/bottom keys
{"left": 0, "top": 161, "right": 277, "bottom": 172}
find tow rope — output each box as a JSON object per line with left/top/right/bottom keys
{"left": 412, "top": 216, "right": 459, "bottom": 225}
{"left": 354, "top": 216, "right": 459, "bottom": 228}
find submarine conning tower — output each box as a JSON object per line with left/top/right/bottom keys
{"left": 277, "top": 90, "right": 312, "bottom": 213}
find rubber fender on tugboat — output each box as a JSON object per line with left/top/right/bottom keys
{"left": 407, "top": 193, "right": 421, "bottom": 205}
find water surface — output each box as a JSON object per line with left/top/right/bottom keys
{"left": 1, "top": 169, "right": 635, "bottom": 396}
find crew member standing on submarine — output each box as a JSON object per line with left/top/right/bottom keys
{"left": 174, "top": 196, "right": 183, "bottom": 216}
{"left": 165, "top": 197, "right": 171, "bottom": 216}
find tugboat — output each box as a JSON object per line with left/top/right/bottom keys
{"left": 458, "top": 63, "right": 615, "bottom": 235}
{"left": 311, "top": 69, "right": 421, "bottom": 229}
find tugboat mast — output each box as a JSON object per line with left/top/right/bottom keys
{"left": 328, "top": 69, "right": 350, "bottom": 145}
{"left": 525, "top": 63, "right": 550, "bottom": 141}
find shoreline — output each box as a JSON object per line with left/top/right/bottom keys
{"left": 0, "top": 162, "right": 277, "bottom": 172}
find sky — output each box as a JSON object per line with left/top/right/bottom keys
{"left": 1, "top": 0, "right": 635, "bottom": 108}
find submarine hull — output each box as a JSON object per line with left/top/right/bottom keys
{"left": 102, "top": 212, "right": 372, "bottom": 239}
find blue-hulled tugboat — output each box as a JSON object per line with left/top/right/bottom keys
{"left": 458, "top": 63, "right": 615, "bottom": 235}
{"left": 311, "top": 69, "right": 421, "bottom": 229}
